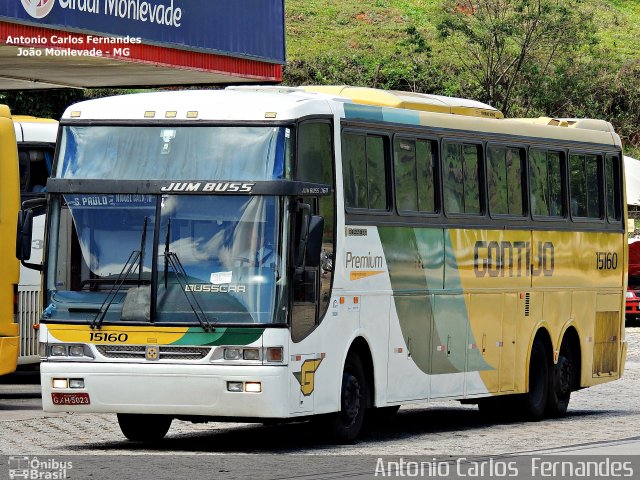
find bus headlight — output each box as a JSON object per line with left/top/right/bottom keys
{"left": 50, "top": 345, "right": 67, "bottom": 356}
{"left": 243, "top": 348, "right": 260, "bottom": 361}
{"left": 69, "top": 379, "right": 85, "bottom": 389}
{"left": 244, "top": 382, "right": 262, "bottom": 393}
{"left": 227, "top": 381, "right": 243, "bottom": 392}
{"left": 214, "top": 346, "right": 284, "bottom": 363}
{"left": 47, "top": 344, "right": 94, "bottom": 360}
{"left": 226, "top": 381, "right": 262, "bottom": 393}
{"left": 52, "top": 378, "right": 68, "bottom": 389}
{"left": 69, "top": 345, "right": 86, "bottom": 357}
{"left": 224, "top": 348, "right": 243, "bottom": 360}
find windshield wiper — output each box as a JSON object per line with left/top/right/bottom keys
{"left": 139, "top": 215, "right": 148, "bottom": 284}
{"left": 91, "top": 217, "right": 148, "bottom": 329}
{"left": 163, "top": 220, "right": 214, "bottom": 331}
{"left": 164, "top": 218, "right": 170, "bottom": 289}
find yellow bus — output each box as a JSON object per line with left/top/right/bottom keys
{"left": 23, "top": 86, "right": 627, "bottom": 442}
{"left": 14, "top": 116, "right": 58, "bottom": 365}
{"left": 0, "top": 105, "right": 21, "bottom": 376}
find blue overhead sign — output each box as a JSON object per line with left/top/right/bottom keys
{"left": 1, "top": 0, "right": 285, "bottom": 63}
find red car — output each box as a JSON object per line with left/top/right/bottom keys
{"left": 627, "top": 242, "right": 640, "bottom": 325}
{"left": 627, "top": 283, "right": 640, "bottom": 323}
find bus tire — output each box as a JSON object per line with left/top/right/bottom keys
{"left": 546, "top": 341, "right": 574, "bottom": 417}
{"left": 117, "top": 413, "right": 172, "bottom": 442}
{"left": 328, "top": 353, "right": 367, "bottom": 442}
{"left": 523, "top": 338, "right": 550, "bottom": 421}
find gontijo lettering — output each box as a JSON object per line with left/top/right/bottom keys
{"left": 474, "top": 240, "right": 554, "bottom": 278}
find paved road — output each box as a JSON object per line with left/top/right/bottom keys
{"left": 0, "top": 327, "right": 638, "bottom": 478}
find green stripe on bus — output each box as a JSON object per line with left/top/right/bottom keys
{"left": 379, "top": 226, "right": 491, "bottom": 374}
{"left": 171, "top": 327, "right": 264, "bottom": 346}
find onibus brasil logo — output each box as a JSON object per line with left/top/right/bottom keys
{"left": 21, "top": 0, "right": 56, "bottom": 19}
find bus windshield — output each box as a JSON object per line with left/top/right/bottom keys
{"left": 50, "top": 194, "right": 285, "bottom": 325}
{"left": 57, "top": 126, "right": 289, "bottom": 180}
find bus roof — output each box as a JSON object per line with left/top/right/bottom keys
{"left": 60, "top": 87, "right": 621, "bottom": 148}
{"left": 61, "top": 89, "right": 335, "bottom": 122}
{"left": 298, "top": 85, "right": 504, "bottom": 119}
{"left": 13, "top": 116, "right": 58, "bottom": 143}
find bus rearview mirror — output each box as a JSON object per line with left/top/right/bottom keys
{"left": 16, "top": 209, "right": 33, "bottom": 261}
{"left": 305, "top": 216, "right": 324, "bottom": 268}
{"left": 294, "top": 202, "right": 311, "bottom": 274}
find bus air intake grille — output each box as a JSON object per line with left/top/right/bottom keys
{"left": 524, "top": 293, "right": 530, "bottom": 317}
{"left": 96, "top": 345, "right": 211, "bottom": 360}
{"left": 18, "top": 288, "right": 42, "bottom": 361}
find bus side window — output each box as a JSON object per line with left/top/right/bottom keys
{"left": 394, "top": 137, "right": 437, "bottom": 213}
{"left": 605, "top": 155, "right": 621, "bottom": 222}
{"left": 292, "top": 121, "right": 335, "bottom": 342}
{"left": 569, "top": 153, "right": 602, "bottom": 219}
{"left": 19, "top": 147, "right": 52, "bottom": 194}
{"left": 530, "top": 149, "right": 564, "bottom": 217}
{"left": 416, "top": 139, "right": 437, "bottom": 213}
{"left": 366, "top": 136, "right": 387, "bottom": 210}
{"left": 342, "top": 131, "right": 388, "bottom": 211}
{"left": 28, "top": 149, "right": 50, "bottom": 192}
{"left": 18, "top": 151, "right": 29, "bottom": 192}
{"left": 443, "top": 141, "right": 481, "bottom": 215}
{"left": 487, "top": 145, "right": 524, "bottom": 216}
{"left": 343, "top": 132, "right": 366, "bottom": 208}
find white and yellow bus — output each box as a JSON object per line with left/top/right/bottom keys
{"left": 14, "top": 116, "right": 58, "bottom": 366}
{"left": 0, "top": 106, "right": 21, "bottom": 376}
{"left": 23, "top": 86, "right": 627, "bottom": 441}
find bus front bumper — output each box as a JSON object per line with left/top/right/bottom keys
{"left": 41, "top": 361, "right": 290, "bottom": 418}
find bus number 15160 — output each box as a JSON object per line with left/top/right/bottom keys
{"left": 89, "top": 332, "right": 129, "bottom": 342}
{"left": 595, "top": 252, "right": 618, "bottom": 270}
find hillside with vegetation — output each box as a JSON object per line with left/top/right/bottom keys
{"left": 284, "top": 0, "right": 640, "bottom": 157}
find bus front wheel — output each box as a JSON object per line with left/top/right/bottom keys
{"left": 328, "top": 353, "right": 368, "bottom": 442}
{"left": 117, "top": 413, "right": 172, "bottom": 442}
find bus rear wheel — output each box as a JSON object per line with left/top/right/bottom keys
{"left": 546, "top": 342, "right": 574, "bottom": 417}
{"left": 523, "top": 338, "right": 550, "bottom": 420}
{"left": 117, "top": 413, "right": 172, "bottom": 442}
{"left": 328, "top": 353, "right": 368, "bottom": 442}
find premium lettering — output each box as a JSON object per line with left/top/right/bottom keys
{"left": 345, "top": 251, "right": 383, "bottom": 269}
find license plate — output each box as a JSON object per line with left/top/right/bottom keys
{"left": 51, "top": 393, "right": 90, "bottom": 405}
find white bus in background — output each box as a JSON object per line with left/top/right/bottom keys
{"left": 14, "top": 116, "right": 57, "bottom": 366}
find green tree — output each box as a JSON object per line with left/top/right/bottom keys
{"left": 437, "top": 0, "right": 596, "bottom": 115}
{"left": 0, "top": 89, "right": 86, "bottom": 119}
